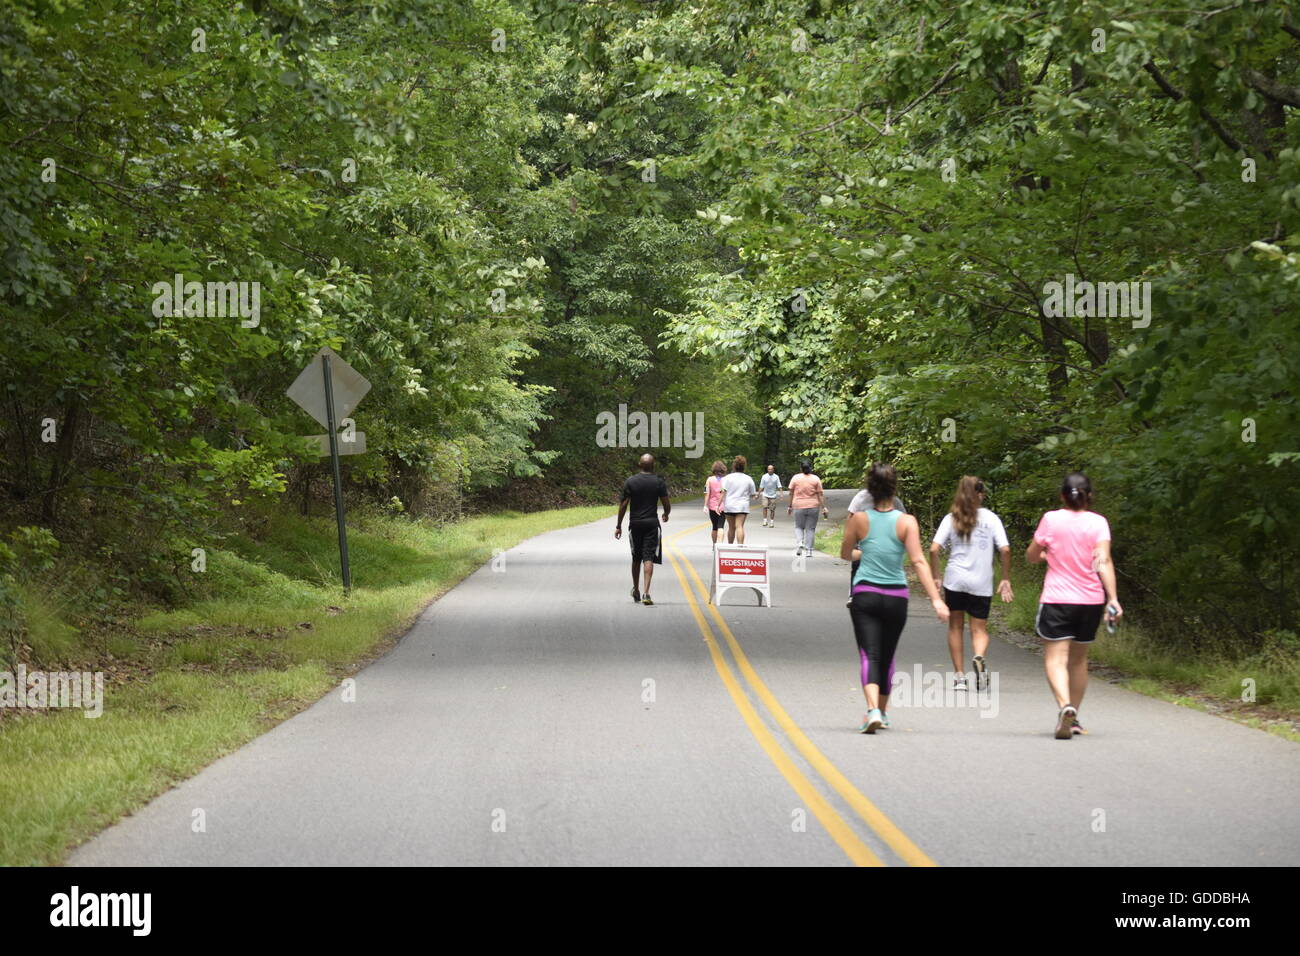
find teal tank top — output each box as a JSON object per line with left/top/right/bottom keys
{"left": 853, "top": 508, "right": 908, "bottom": 587}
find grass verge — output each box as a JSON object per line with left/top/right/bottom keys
{"left": 0, "top": 504, "right": 612, "bottom": 865}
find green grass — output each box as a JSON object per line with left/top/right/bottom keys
{"left": 814, "top": 524, "right": 1300, "bottom": 736}
{"left": 13, "top": 581, "right": 83, "bottom": 662}
{"left": 0, "top": 503, "right": 613, "bottom": 865}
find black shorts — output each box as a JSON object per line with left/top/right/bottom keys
{"left": 944, "top": 588, "right": 991, "bottom": 620}
{"left": 629, "top": 522, "right": 661, "bottom": 564}
{"left": 708, "top": 510, "right": 725, "bottom": 530}
{"left": 1035, "top": 602, "right": 1106, "bottom": 643}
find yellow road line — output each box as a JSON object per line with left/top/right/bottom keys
{"left": 668, "top": 521, "right": 710, "bottom": 543}
{"left": 664, "top": 547, "right": 883, "bottom": 866}
{"left": 670, "top": 537, "right": 938, "bottom": 867}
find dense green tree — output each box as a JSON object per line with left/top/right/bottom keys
{"left": 3, "top": 0, "right": 1295, "bottom": 653}
{"left": 657, "top": 0, "right": 1300, "bottom": 645}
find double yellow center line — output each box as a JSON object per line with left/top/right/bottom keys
{"left": 664, "top": 522, "right": 936, "bottom": 867}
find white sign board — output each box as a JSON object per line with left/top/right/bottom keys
{"left": 286, "top": 346, "right": 371, "bottom": 429}
{"left": 710, "top": 544, "right": 772, "bottom": 607}
{"left": 306, "top": 432, "right": 366, "bottom": 456}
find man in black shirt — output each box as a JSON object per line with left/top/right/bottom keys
{"left": 615, "top": 453, "right": 671, "bottom": 605}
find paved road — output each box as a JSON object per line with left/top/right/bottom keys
{"left": 73, "top": 490, "right": 1300, "bottom": 865}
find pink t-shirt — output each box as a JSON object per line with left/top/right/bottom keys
{"left": 788, "top": 473, "right": 824, "bottom": 510}
{"left": 705, "top": 476, "right": 724, "bottom": 512}
{"left": 1034, "top": 508, "right": 1112, "bottom": 604}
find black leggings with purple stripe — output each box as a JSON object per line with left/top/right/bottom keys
{"left": 848, "top": 590, "right": 909, "bottom": 691}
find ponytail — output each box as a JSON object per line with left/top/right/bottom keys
{"left": 865, "top": 462, "right": 897, "bottom": 502}
{"left": 950, "top": 475, "right": 984, "bottom": 538}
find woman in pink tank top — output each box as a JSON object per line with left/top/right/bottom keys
{"left": 703, "top": 460, "right": 727, "bottom": 544}
{"left": 1026, "top": 472, "right": 1123, "bottom": 740}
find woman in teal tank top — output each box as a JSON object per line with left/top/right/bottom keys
{"left": 840, "top": 464, "right": 949, "bottom": 734}
{"left": 854, "top": 507, "right": 908, "bottom": 587}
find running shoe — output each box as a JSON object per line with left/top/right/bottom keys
{"left": 1055, "top": 704, "right": 1078, "bottom": 740}
{"left": 795, "top": 545, "right": 804, "bottom": 556}
{"left": 642, "top": 595, "right": 654, "bottom": 606}
{"left": 880, "top": 711, "right": 891, "bottom": 729}
{"left": 860, "top": 709, "right": 883, "bottom": 734}
{"left": 631, "top": 587, "right": 640, "bottom": 603}
{"left": 972, "top": 654, "right": 987, "bottom": 689}
{"left": 1071, "top": 720, "right": 1087, "bottom": 735}
{"left": 953, "top": 676, "right": 968, "bottom": 691}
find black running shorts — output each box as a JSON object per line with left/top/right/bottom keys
{"left": 944, "top": 588, "right": 992, "bottom": 620}
{"left": 629, "top": 522, "right": 661, "bottom": 564}
{"left": 1035, "top": 602, "right": 1106, "bottom": 643}
{"left": 708, "top": 510, "right": 725, "bottom": 530}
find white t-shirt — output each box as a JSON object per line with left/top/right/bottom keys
{"left": 932, "top": 508, "right": 1009, "bottom": 597}
{"left": 720, "top": 472, "right": 756, "bottom": 513}
{"left": 848, "top": 490, "right": 906, "bottom": 514}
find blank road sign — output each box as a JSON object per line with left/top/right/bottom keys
{"left": 286, "top": 346, "right": 371, "bottom": 429}
{"left": 305, "top": 432, "right": 367, "bottom": 456}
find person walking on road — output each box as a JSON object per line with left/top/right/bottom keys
{"left": 704, "top": 460, "right": 727, "bottom": 545}
{"left": 720, "top": 455, "right": 756, "bottom": 545}
{"left": 759, "top": 465, "right": 782, "bottom": 527}
{"left": 929, "top": 476, "right": 1013, "bottom": 691}
{"left": 840, "top": 463, "right": 948, "bottom": 734}
{"left": 844, "top": 480, "right": 907, "bottom": 604}
{"left": 615, "top": 453, "right": 671, "bottom": 605}
{"left": 1026, "top": 472, "right": 1122, "bottom": 739}
{"left": 787, "top": 459, "right": 828, "bottom": 556}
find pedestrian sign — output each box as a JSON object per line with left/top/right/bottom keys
{"left": 711, "top": 545, "right": 772, "bottom": 606}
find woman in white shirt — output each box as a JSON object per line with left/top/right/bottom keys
{"left": 719, "top": 455, "right": 757, "bottom": 544}
{"left": 928, "top": 476, "right": 1013, "bottom": 691}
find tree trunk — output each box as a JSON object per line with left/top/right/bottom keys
{"left": 1038, "top": 313, "right": 1070, "bottom": 403}
{"left": 41, "top": 399, "right": 82, "bottom": 524}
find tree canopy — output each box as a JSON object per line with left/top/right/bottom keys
{"left": 2, "top": 0, "right": 1297, "bottom": 647}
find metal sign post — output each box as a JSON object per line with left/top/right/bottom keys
{"left": 321, "top": 353, "right": 351, "bottom": 594}
{"left": 287, "top": 346, "right": 371, "bottom": 596}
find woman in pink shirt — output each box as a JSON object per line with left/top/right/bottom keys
{"left": 703, "top": 460, "right": 727, "bottom": 544}
{"left": 786, "top": 459, "right": 829, "bottom": 556}
{"left": 1026, "top": 472, "right": 1123, "bottom": 739}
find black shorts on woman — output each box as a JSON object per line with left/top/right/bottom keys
{"left": 1035, "top": 602, "right": 1106, "bottom": 643}
{"left": 943, "top": 588, "right": 991, "bottom": 620}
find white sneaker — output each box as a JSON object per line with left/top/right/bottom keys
{"left": 795, "top": 545, "right": 804, "bottom": 556}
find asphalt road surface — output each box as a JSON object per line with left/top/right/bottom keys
{"left": 73, "top": 490, "right": 1300, "bottom": 866}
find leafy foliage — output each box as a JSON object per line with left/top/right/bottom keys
{"left": 654, "top": 0, "right": 1300, "bottom": 647}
